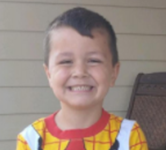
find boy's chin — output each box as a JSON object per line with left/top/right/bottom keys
{"left": 60, "top": 101, "right": 99, "bottom": 110}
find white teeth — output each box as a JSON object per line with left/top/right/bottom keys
{"left": 70, "top": 86, "right": 92, "bottom": 91}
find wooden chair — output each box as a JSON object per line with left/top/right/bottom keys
{"left": 126, "top": 72, "right": 166, "bottom": 150}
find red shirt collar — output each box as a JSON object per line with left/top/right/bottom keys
{"left": 45, "top": 109, "right": 110, "bottom": 139}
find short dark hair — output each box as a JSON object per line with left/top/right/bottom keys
{"left": 44, "top": 7, "right": 119, "bottom": 67}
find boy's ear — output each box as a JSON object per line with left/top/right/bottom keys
{"left": 110, "top": 62, "right": 120, "bottom": 87}
{"left": 43, "top": 63, "right": 51, "bottom": 81}
{"left": 43, "top": 64, "right": 53, "bottom": 88}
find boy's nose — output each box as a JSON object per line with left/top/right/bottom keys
{"left": 71, "top": 62, "right": 88, "bottom": 78}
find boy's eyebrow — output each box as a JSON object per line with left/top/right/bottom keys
{"left": 56, "top": 52, "right": 73, "bottom": 57}
{"left": 56, "top": 51, "right": 106, "bottom": 58}
{"left": 87, "top": 51, "right": 106, "bottom": 58}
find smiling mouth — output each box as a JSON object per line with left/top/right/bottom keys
{"left": 68, "top": 86, "right": 94, "bottom": 92}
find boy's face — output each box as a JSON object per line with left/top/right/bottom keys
{"left": 44, "top": 27, "right": 120, "bottom": 109}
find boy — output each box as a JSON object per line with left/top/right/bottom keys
{"left": 16, "top": 7, "right": 148, "bottom": 150}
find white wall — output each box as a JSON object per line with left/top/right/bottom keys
{"left": 0, "top": 0, "right": 166, "bottom": 149}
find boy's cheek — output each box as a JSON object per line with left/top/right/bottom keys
{"left": 50, "top": 68, "right": 70, "bottom": 83}
{"left": 91, "top": 68, "right": 112, "bottom": 84}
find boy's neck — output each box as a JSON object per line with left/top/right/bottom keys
{"left": 55, "top": 105, "right": 103, "bottom": 130}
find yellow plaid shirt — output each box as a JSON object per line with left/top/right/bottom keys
{"left": 16, "top": 109, "right": 148, "bottom": 150}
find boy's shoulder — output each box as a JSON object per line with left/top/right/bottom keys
{"left": 109, "top": 113, "right": 124, "bottom": 126}
{"left": 21, "top": 112, "right": 55, "bottom": 131}
{"left": 109, "top": 112, "right": 136, "bottom": 125}
{"left": 18, "top": 115, "right": 50, "bottom": 140}
{"left": 32, "top": 117, "right": 46, "bottom": 130}
{"left": 108, "top": 112, "right": 137, "bottom": 134}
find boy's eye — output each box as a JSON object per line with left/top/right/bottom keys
{"left": 59, "top": 60, "right": 72, "bottom": 64}
{"left": 89, "top": 59, "right": 101, "bottom": 63}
